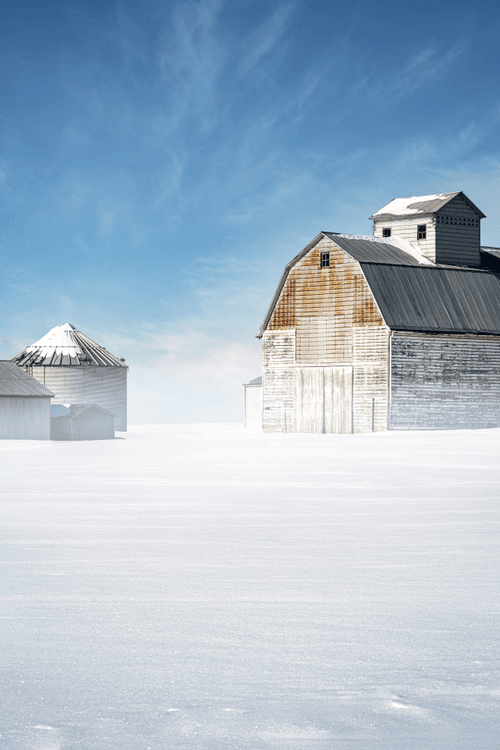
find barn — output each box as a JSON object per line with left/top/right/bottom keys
{"left": 50, "top": 403, "right": 117, "bottom": 441}
{"left": 0, "top": 361, "right": 54, "bottom": 439}
{"left": 257, "top": 191, "right": 500, "bottom": 433}
{"left": 12, "top": 323, "right": 128, "bottom": 431}
{"left": 243, "top": 376, "right": 263, "bottom": 429}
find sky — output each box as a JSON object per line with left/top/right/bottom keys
{"left": 1, "top": 0, "right": 500, "bottom": 423}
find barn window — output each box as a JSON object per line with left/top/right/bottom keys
{"left": 320, "top": 252, "right": 330, "bottom": 268}
{"left": 382, "top": 228, "right": 391, "bottom": 237}
{"left": 417, "top": 225, "right": 427, "bottom": 240}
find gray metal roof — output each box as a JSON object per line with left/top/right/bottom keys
{"left": 244, "top": 376, "right": 262, "bottom": 386}
{"left": 361, "top": 264, "right": 500, "bottom": 334}
{"left": 323, "top": 234, "right": 420, "bottom": 265}
{"left": 481, "top": 246, "right": 500, "bottom": 259}
{"left": 0, "top": 361, "right": 55, "bottom": 397}
{"left": 12, "top": 326, "right": 128, "bottom": 368}
{"left": 51, "top": 403, "right": 117, "bottom": 419}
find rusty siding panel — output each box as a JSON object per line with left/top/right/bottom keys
{"left": 390, "top": 332, "right": 500, "bottom": 429}
{"left": 270, "top": 236, "right": 384, "bottom": 366}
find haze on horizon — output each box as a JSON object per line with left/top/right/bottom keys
{"left": 1, "top": 0, "right": 499, "bottom": 423}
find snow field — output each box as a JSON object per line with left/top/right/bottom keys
{"left": 1, "top": 424, "right": 499, "bottom": 749}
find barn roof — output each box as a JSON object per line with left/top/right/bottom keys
{"left": 257, "top": 232, "right": 500, "bottom": 338}
{"left": 368, "top": 191, "right": 486, "bottom": 221}
{"left": 244, "top": 376, "right": 262, "bottom": 386}
{"left": 51, "top": 403, "right": 117, "bottom": 419}
{"left": 361, "top": 264, "right": 500, "bottom": 334}
{"left": 0, "top": 361, "right": 54, "bottom": 397}
{"left": 11, "top": 323, "right": 128, "bottom": 368}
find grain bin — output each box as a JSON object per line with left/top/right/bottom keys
{"left": 12, "top": 323, "right": 128, "bottom": 430}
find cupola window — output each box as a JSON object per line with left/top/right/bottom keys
{"left": 417, "top": 225, "right": 427, "bottom": 240}
{"left": 382, "top": 228, "right": 391, "bottom": 237}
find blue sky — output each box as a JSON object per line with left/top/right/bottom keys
{"left": 1, "top": 0, "right": 500, "bottom": 423}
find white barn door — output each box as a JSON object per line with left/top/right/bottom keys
{"left": 295, "top": 367, "right": 353, "bottom": 433}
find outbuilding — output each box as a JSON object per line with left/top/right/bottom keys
{"left": 0, "top": 361, "right": 54, "bottom": 439}
{"left": 243, "top": 376, "right": 263, "bottom": 429}
{"left": 50, "top": 403, "right": 117, "bottom": 441}
{"left": 12, "top": 323, "right": 128, "bottom": 430}
{"left": 258, "top": 191, "right": 500, "bottom": 433}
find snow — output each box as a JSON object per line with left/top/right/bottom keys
{"left": 1, "top": 424, "right": 499, "bottom": 749}
{"left": 373, "top": 194, "right": 452, "bottom": 217}
{"left": 25, "top": 323, "right": 83, "bottom": 357}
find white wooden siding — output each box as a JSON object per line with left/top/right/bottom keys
{"left": 262, "top": 331, "right": 295, "bottom": 432}
{"left": 294, "top": 366, "right": 353, "bottom": 433}
{"left": 390, "top": 332, "right": 500, "bottom": 429}
{"left": 373, "top": 217, "right": 437, "bottom": 261}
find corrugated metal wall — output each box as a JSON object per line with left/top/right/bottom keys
{"left": 0, "top": 397, "right": 51, "bottom": 439}
{"left": 30, "top": 367, "right": 127, "bottom": 431}
{"left": 390, "top": 332, "right": 500, "bottom": 429}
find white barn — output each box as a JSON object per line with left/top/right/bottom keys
{"left": 12, "top": 323, "right": 128, "bottom": 431}
{"left": 0, "top": 361, "right": 54, "bottom": 439}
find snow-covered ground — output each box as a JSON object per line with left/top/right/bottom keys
{"left": 1, "top": 424, "right": 499, "bottom": 750}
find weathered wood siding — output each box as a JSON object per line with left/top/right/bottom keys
{"left": 262, "top": 330, "right": 295, "bottom": 432}
{"left": 435, "top": 194, "right": 481, "bottom": 267}
{"left": 262, "top": 236, "right": 390, "bottom": 433}
{"left": 373, "top": 216, "right": 437, "bottom": 261}
{"left": 0, "top": 397, "right": 51, "bottom": 439}
{"left": 373, "top": 194, "right": 481, "bottom": 266}
{"left": 389, "top": 332, "right": 500, "bottom": 429}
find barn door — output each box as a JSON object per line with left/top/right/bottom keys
{"left": 294, "top": 367, "right": 353, "bottom": 434}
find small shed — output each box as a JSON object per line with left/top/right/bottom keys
{"left": 50, "top": 403, "right": 117, "bottom": 441}
{"left": 243, "top": 376, "right": 263, "bottom": 429}
{"left": 0, "top": 361, "right": 54, "bottom": 439}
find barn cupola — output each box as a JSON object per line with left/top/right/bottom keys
{"left": 369, "top": 191, "right": 485, "bottom": 267}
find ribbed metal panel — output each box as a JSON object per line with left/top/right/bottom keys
{"left": 30, "top": 366, "right": 127, "bottom": 431}
{"left": 0, "top": 397, "right": 51, "bottom": 439}
{"left": 0, "top": 361, "right": 54, "bottom": 397}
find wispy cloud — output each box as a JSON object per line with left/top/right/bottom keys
{"left": 238, "top": 1, "right": 298, "bottom": 76}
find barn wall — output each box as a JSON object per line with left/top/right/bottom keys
{"left": 0, "top": 397, "right": 51, "bottom": 439}
{"left": 373, "top": 217, "right": 437, "bottom": 261}
{"left": 262, "top": 238, "right": 390, "bottom": 433}
{"left": 390, "top": 332, "right": 500, "bottom": 430}
{"left": 29, "top": 366, "right": 127, "bottom": 431}
{"left": 244, "top": 385, "right": 263, "bottom": 429}
{"left": 262, "top": 330, "right": 295, "bottom": 432}
{"left": 435, "top": 194, "right": 481, "bottom": 267}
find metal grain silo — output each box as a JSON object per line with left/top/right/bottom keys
{"left": 12, "top": 323, "right": 128, "bottom": 430}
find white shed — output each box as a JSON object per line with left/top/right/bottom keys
{"left": 12, "top": 323, "right": 128, "bottom": 431}
{"left": 243, "top": 376, "right": 263, "bottom": 429}
{"left": 0, "top": 361, "right": 54, "bottom": 439}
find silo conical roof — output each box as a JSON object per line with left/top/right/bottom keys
{"left": 11, "top": 323, "right": 127, "bottom": 368}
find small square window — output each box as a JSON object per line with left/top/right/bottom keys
{"left": 382, "top": 228, "right": 391, "bottom": 237}
{"left": 417, "top": 224, "right": 426, "bottom": 240}
{"left": 320, "top": 252, "right": 330, "bottom": 268}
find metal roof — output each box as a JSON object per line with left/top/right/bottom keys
{"left": 51, "top": 403, "right": 118, "bottom": 419}
{"left": 0, "top": 361, "right": 55, "bottom": 397}
{"left": 369, "top": 191, "right": 486, "bottom": 221}
{"left": 481, "top": 246, "right": 500, "bottom": 259}
{"left": 244, "top": 376, "right": 262, "bottom": 386}
{"left": 323, "top": 233, "right": 422, "bottom": 265}
{"left": 11, "top": 323, "right": 128, "bottom": 368}
{"left": 361, "top": 264, "right": 500, "bottom": 334}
